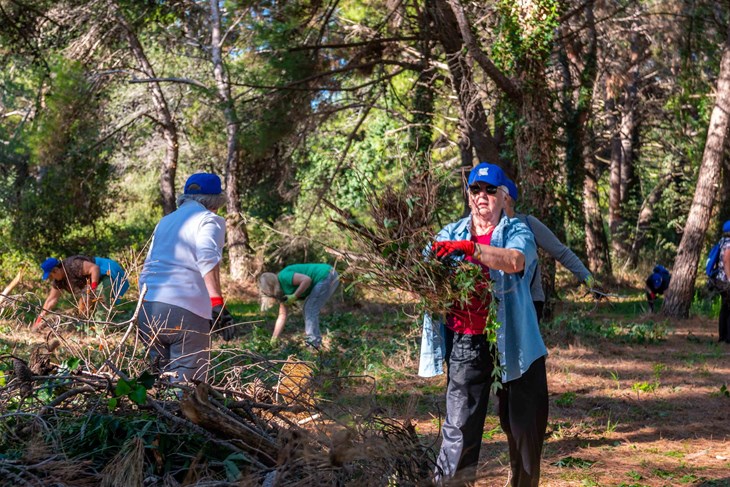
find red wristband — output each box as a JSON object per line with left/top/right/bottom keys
{"left": 211, "top": 297, "right": 224, "bottom": 307}
{"left": 91, "top": 282, "right": 98, "bottom": 291}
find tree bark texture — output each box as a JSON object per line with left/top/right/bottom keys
{"left": 209, "top": 0, "right": 251, "bottom": 281}
{"left": 662, "top": 33, "right": 730, "bottom": 318}
{"left": 428, "top": 0, "right": 504, "bottom": 170}
{"left": 608, "top": 33, "right": 641, "bottom": 262}
{"left": 583, "top": 126, "right": 612, "bottom": 276}
{"left": 115, "top": 5, "right": 179, "bottom": 215}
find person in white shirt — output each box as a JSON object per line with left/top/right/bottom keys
{"left": 138, "top": 173, "right": 232, "bottom": 383}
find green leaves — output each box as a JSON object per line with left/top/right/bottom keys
{"left": 553, "top": 456, "right": 595, "bottom": 469}
{"left": 109, "top": 372, "right": 159, "bottom": 410}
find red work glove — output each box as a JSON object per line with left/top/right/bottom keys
{"left": 432, "top": 240, "right": 476, "bottom": 258}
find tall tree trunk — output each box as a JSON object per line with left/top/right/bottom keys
{"left": 407, "top": 12, "right": 435, "bottom": 167}
{"left": 209, "top": 0, "right": 251, "bottom": 281}
{"left": 607, "top": 97, "right": 623, "bottom": 259}
{"left": 583, "top": 126, "right": 612, "bottom": 276}
{"left": 114, "top": 6, "right": 179, "bottom": 215}
{"left": 428, "top": 0, "right": 505, "bottom": 170}
{"left": 662, "top": 30, "right": 730, "bottom": 318}
{"left": 718, "top": 150, "right": 730, "bottom": 227}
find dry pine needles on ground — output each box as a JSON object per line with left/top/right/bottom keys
{"left": 0, "top": 300, "right": 437, "bottom": 486}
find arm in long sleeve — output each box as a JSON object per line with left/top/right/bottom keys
{"left": 527, "top": 215, "right": 591, "bottom": 281}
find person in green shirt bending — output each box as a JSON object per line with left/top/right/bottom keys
{"left": 258, "top": 263, "right": 340, "bottom": 349}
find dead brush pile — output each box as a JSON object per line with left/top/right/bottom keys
{"left": 325, "top": 171, "right": 485, "bottom": 313}
{"left": 0, "top": 297, "right": 436, "bottom": 486}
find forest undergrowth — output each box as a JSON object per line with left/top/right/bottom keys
{"left": 0, "top": 281, "right": 729, "bottom": 486}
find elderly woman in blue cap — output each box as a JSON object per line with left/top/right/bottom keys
{"left": 34, "top": 255, "right": 129, "bottom": 331}
{"left": 421, "top": 162, "right": 548, "bottom": 486}
{"left": 138, "top": 172, "right": 234, "bottom": 384}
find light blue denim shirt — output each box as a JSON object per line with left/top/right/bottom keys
{"left": 418, "top": 213, "right": 547, "bottom": 382}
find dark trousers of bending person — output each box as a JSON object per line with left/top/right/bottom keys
{"left": 437, "top": 327, "right": 549, "bottom": 486}
{"left": 720, "top": 290, "right": 730, "bottom": 344}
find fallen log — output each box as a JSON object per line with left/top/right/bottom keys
{"left": 180, "top": 382, "right": 278, "bottom": 467}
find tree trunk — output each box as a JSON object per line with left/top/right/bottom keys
{"left": 428, "top": 0, "right": 504, "bottom": 169}
{"left": 583, "top": 126, "right": 612, "bottom": 276}
{"left": 718, "top": 150, "right": 730, "bottom": 227}
{"left": 607, "top": 97, "right": 623, "bottom": 259}
{"left": 407, "top": 13, "right": 435, "bottom": 166}
{"left": 662, "top": 32, "right": 730, "bottom": 318}
{"left": 209, "top": 0, "right": 251, "bottom": 281}
{"left": 115, "top": 5, "right": 179, "bottom": 215}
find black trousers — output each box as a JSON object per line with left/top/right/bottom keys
{"left": 497, "top": 356, "right": 549, "bottom": 487}
{"left": 720, "top": 291, "right": 730, "bottom": 343}
{"left": 436, "top": 329, "right": 548, "bottom": 486}
{"left": 533, "top": 301, "right": 544, "bottom": 325}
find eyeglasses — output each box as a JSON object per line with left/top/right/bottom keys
{"left": 468, "top": 184, "right": 499, "bottom": 196}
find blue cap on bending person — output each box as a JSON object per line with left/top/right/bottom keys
{"left": 40, "top": 257, "right": 60, "bottom": 280}
{"left": 649, "top": 272, "right": 663, "bottom": 291}
{"left": 184, "top": 173, "right": 222, "bottom": 195}
{"left": 723, "top": 220, "right": 730, "bottom": 234}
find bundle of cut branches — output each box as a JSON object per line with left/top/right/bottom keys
{"left": 0, "top": 326, "right": 436, "bottom": 486}
{"left": 325, "top": 170, "right": 488, "bottom": 315}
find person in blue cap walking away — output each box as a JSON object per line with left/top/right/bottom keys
{"left": 138, "top": 172, "right": 234, "bottom": 383}
{"left": 645, "top": 265, "right": 671, "bottom": 312}
{"left": 34, "top": 255, "right": 129, "bottom": 331}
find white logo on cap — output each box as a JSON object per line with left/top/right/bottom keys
{"left": 478, "top": 168, "right": 489, "bottom": 176}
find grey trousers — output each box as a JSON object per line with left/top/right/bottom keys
{"left": 303, "top": 270, "right": 339, "bottom": 347}
{"left": 137, "top": 301, "right": 211, "bottom": 383}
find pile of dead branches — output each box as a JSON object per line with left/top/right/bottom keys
{"left": 0, "top": 305, "right": 437, "bottom": 486}
{"left": 325, "top": 170, "right": 485, "bottom": 314}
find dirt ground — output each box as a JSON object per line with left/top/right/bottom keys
{"left": 3, "top": 286, "right": 729, "bottom": 486}
{"left": 407, "top": 309, "right": 730, "bottom": 486}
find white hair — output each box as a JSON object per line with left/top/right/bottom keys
{"left": 177, "top": 193, "right": 227, "bottom": 211}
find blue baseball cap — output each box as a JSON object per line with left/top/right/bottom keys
{"left": 723, "top": 220, "right": 730, "bottom": 233}
{"left": 504, "top": 179, "right": 518, "bottom": 201}
{"left": 184, "top": 173, "right": 222, "bottom": 195}
{"left": 467, "top": 162, "right": 507, "bottom": 188}
{"left": 649, "top": 272, "right": 663, "bottom": 290}
{"left": 41, "top": 257, "right": 60, "bottom": 280}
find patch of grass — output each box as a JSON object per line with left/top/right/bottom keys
{"left": 553, "top": 456, "right": 595, "bottom": 468}
{"left": 690, "top": 290, "right": 721, "bottom": 319}
{"left": 544, "top": 313, "right": 669, "bottom": 345}
{"left": 555, "top": 391, "right": 576, "bottom": 407}
{"left": 627, "top": 470, "right": 643, "bottom": 480}
{"left": 631, "top": 381, "right": 658, "bottom": 397}
{"left": 482, "top": 424, "right": 502, "bottom": 440}
{"left": 652, "top": 467, "right": 674, "bottom": 480}
{"left": 679, "top": 473, "right": 700, "bottom": 483}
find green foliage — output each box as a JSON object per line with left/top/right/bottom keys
{"left": 555, "top": 392, "right": 576, "bottom": 407}
{"left": 493, "top": 0, "right": 561, "bottom": 71}
{"left": 5, "top": 60, "right": 116, "bottom": 256}
{"left": 553, "top": 456, "right": 595, "bottom": 469}
{"left": 544, "top": 313, "right": 669, "bottom": 345}
{"left": 109, "top": 371, "right": 158, "bottom": 410}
